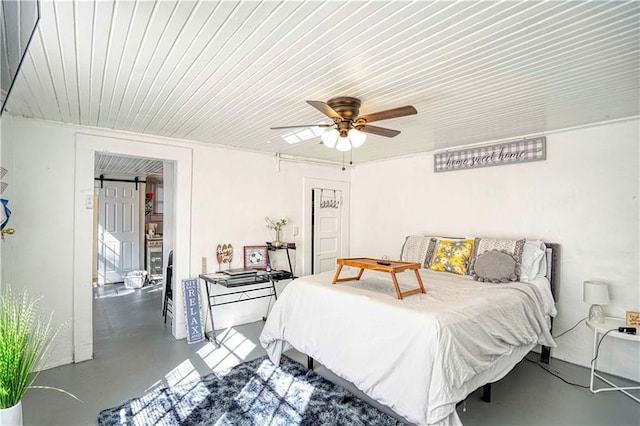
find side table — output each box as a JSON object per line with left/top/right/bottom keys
{"left": 586, "top": 317, "right": 640, "bottom": 403}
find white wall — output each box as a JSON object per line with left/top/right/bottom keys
{"left": 3, "top": 115, "right": 348, "bottom": 368}
{"left": 351, "top": 119, "right": 640, "bottom": 381}
{"left": 189, "top": 143, "right": 350, "bottom": 329}
{"left": 5, "top": 113, "right": 638, "bottom": 382}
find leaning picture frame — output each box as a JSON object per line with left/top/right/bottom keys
{"left": 244, "top": 245, "right": 269, "bottom": 270}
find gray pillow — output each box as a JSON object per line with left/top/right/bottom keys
{"left": 471, "top": 250, "right": 519, "bottom": 283}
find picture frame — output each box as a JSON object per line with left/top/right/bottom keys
{"left": 626, "top": 311, "right": 640, "bottom": 326}
{"left": 244, "top": 245, "right": 269, "bottom": 270}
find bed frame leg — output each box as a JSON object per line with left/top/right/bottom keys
{"left": 541, "top": 345, "right": 551, "bottom": 364}
{"left": 482, "top": 383, "right": 491, "bottom": 403}
{"left": 307, "top": 356, "right": 314, "bottom": 370}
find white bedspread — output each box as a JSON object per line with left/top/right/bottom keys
{"left": 259, "top": 269, "right": 556, "bottom": 425}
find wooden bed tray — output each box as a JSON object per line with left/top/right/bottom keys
{"left": 332, "top": 257, "right": 426, "bottom": 300}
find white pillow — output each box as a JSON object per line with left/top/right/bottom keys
{"left": 400, "top": 236, "right": 430, "bottom": 264}
{"left": 520, "top": 239, "right": 547, "bottom": 281}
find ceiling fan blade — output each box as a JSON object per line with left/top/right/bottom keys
{"left": 270, "top": 124, "right": 333, "bottom": 130}
{"left": 359, "top": 124, "right": 401, "bottom": 137}
{"left": 357, "top": 105, "right": 417, "bottom": 123}
{"left": 307, "top": 100, "right": 343, "bottom": 120}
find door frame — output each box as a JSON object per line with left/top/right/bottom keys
{"left": 302, "top": 177, "right": 350, "bottom": 277}
{"left": 74, "top": 134, "right": 192, "bottom": 362}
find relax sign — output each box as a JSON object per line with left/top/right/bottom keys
{"left": 182, "top": 278, "right": 205, "bottom": 344}
{"left": 434, "top": 137, "right": 546, "bottom": 172}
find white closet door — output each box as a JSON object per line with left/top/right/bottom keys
{"left": 98, "top": 182, "right": 140, "bottom": 284}
{"left": 313, "top": 188, "right": 342, "bottom": 274}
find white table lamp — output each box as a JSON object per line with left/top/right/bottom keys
{"left": 583, "top": 281, "right": 609, "bottom": 324}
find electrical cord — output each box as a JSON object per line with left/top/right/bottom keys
{"left": 525, "top": 328, "right": 618, "bottom": 390}
{"left": 524, "top": 356, "right": 590, "bottom": 389}
{"left": 553, "top": 317, "right": 587, "bottom": 338}
{"left": 591, "top": 329, "right": 616, "bottom": 365}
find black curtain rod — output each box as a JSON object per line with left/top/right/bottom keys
{"left": 95, "top": 174, "right": 146, "bottom": 190}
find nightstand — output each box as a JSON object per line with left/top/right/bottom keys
{"left": 586, "top": 317, "right": 640, "bottom": 403}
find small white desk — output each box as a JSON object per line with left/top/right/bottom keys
{"left": 586, "top": 317, "right": 640, "bottom": 403}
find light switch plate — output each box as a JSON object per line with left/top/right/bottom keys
{"left": 201, "top": 257, "right": 207, "bottom": 274}
{"left": 293, "top": 226, "right": 299, "bottom": 236}
{"left": 85, "top": 194, "right": 93, "bottom": 209}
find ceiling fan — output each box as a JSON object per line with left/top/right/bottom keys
{"left": 271, "top": 97, "right": 417, "bottom": 151}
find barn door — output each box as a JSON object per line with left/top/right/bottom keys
{"left": 97, "top": 182, "right": 140, "bottom": 284}
{"left": 312, "top": 188, "right": 342, "bottom": 274}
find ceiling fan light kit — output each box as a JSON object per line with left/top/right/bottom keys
{"left": 320, "top": 127, "right": 366, "bottom": 151}
{"left": 348, "top": 128, "right": 366, "bottom": 148}
{"left": 271, "top": 96, "right": 417, "bottom": 153}
{"left": 321, "top": 128, "right": 339, "bottom": 148}
{"left": 336, "top": 136, "right": 352, "bottom": 152}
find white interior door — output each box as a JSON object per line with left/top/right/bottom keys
{"left": 313, "top": 188, "right": 342, "bottom": 273}
{"left": 98, "top": 182, "right": 140, "bottom": 284}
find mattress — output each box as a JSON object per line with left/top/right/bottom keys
{"left": 260, "top": 268, "right": 556, "bottom": 425}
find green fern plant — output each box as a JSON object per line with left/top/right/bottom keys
{"left": 0, "top": 288, "right": 76, "bottom": 409}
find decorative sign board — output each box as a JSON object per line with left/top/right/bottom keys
{"left": 626, "top": 311, "right": 640, "bottom": 326}
{"left": 434, "top": 136, "right": 546, "bottom": 172}
{"left": 182, "top": 278, "right": 205, "bottom": 344}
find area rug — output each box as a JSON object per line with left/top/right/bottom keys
{"left": 97, "top": 355, "right": 404, "bottom": 425}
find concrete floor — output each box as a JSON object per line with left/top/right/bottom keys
{"left": 22, "top": 282, "right": 640, "bottom": 425}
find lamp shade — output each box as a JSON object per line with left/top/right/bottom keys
{"left": 348, "top": 128, "right": 366, "bottom": 148}
{"left": 583, "top": 281, "right": 609, "bottom": 305}
{"left": 336, "top": 136, "right": 352, "bottom": 152}
{"left": 321, "top": 129, "right": 339, "bottom": 148}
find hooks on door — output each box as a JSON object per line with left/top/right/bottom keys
{"left": 320, "top": 189, "right": 340, "bottom": 209}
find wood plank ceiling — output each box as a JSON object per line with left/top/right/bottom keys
{"left": 94, "top": 152, "right": 163, "bottom": 179}
{"left": 6, "top": 0, "right": 640, "bottom": 165}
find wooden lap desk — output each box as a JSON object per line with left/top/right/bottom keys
{"left": 332, "top": 257, "right": 425, "bottom": 300}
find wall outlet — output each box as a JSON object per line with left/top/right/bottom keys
{"left": 201, "top": 257, "right": 207, "bottom": 274}
{"left": 293, "top": 226, "right": 299, "bottom": 236}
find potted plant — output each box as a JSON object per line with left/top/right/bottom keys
{"left": 0, "top": 287, "right": 76, "bottom": 425}
{"left": 265, "top": 216, "right": 288, "bottom": 248}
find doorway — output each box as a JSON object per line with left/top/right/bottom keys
{"left": 311, "top": 188, "right": 343, "bottom": 274}
{"left": 74, "top": 134, "right": 193, "bottom": 362}
{"left": 303, "top": 177, "right": 350, "bottom": 277}
{"left": 93, "top": 153, "right": 165, "bottom": 286}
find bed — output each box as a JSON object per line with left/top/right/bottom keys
{"left": 260, "top": 238, "right": 558, "bottom": 426}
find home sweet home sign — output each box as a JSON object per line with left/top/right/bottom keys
{"left": 434, "top": 136, "right": 546, "bottom": 172}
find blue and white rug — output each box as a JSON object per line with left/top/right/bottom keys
{"left": 97, "top": 355, "right": 404, "bottom": 425}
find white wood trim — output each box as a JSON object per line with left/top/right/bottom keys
{"left": 73, "top": 133, "right": 193, "bottom": 361}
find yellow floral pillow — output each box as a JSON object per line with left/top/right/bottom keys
{"left": 429, "top": 239, "right": 475, "bottom": 275}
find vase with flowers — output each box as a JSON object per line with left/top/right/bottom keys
{"left": 265, "top": 217, "right": 288, "bottom": 248}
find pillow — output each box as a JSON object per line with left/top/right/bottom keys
{"left": 424, "top": 236, "right": 465, "bottom": 268}
{"left": 520, "top": 240, "right": 547, "bottom": 281}
{"left": 471, "top": 250, "right": 519, "bottom": 283}
{"left": 400, "top": 236, "right": 430, "bottom": 265}
{"left": 429, "top": 239, "right": 475, "bottom": 275}
{"left": 470, "top": 238, "right": 525, "bottom": 278}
